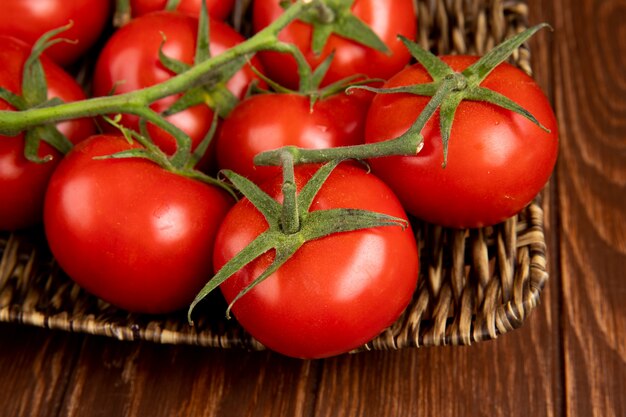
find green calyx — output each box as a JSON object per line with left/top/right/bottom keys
{"left": 391, "top": 23, "right": 552, "bottom": 166}
{"left": 102, "top": 115, "right": 236, "bottom": 198}
{"left": 254, "top": 23, "right": 552, "bottom": 168}
{"left": 0, "top": 23, "right": 75, "bottom": 162}
{"left": 250, "top": 47, "right": 380, "bottom": 110}
{"left": 187, "top": 157, "right": 408, "bottom": 324}
{"left": 282, "top": 0, "right": 388, "bottom": 55}
{"left": 165, "top": 0, "right": 182, "bottom": 11}
{"left": 158, "top": 0, "right": 242, "bottom": 121}
{"left": 144, "top": 0, "right": 244, "bottom": 167}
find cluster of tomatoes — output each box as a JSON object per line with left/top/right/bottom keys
{"left": 0, "top": 0, "right": 558, "bottom": 358}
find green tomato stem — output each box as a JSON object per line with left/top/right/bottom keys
{"left": 280, "top": 152, "right": 300, "bottom": 234}
{"left": 133, "top": 106, "right": 192, "bottom": 167}
{"left": 253, "top": 77, "right": 455, "bottom": 166}
{"left": 0, "top": 0, "right": 314, "bottom": 136}
{"left": 114, "top": 0, "right": 132, "bottom": 27}
{"left": 165, "top": 0, "right": 182, "bottom": 11}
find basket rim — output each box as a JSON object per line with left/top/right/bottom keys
{"left": 0, "top": 0, "right": 546, "bottom": 352}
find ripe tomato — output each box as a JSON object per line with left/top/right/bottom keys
{"left": 44, "top": 135, "right": 233, "bottom": 314}
{"left": 214, "top": 163, "right": 419, "bottom": 358}
{"left": 0, "top": 0, "right": 111, "bottom": 66}
{"left": 92, "top": 11, "right": 264, "bottom": 168}
{"left": 252, "top": 0, "right": 416, "bottom": 89}
{"left": 0, "top": 36, "right": 95, "bottom": 231}
{"left": 216, "top": 90, "right": 372, "bottom": 184}
{"left": 130, "top": 0, "right": 235, "bottom": 21}
{"left": 365, "top": 56, "right": 559, "bottom": 228}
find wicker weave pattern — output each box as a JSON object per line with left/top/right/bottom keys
{"left": 0, "top": 0, "right": 547, "bottom": 351}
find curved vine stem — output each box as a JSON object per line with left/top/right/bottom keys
{"left": 0, "top": 0, "right": 317, "bottom": 136}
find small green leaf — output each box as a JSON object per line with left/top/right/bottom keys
{"left": 438, "top": 93, "right": 464, "bottom": 167}
{"left": 164, "top": 84, "right": 239, "bottom": 119}
{"left": 310, "top": 22, "right": 334, "bottom": 55}
{"left": 38, "top": 125, "right": 73, "bottom": 154}
{"left": 221, "top": 170, "right": 282, "bottom": 225}
{"left": 104, "top": 114, "right": 139, "bottom": 144}
{"left": 158, "top": 34, "right": 191, "bottom": 74}
{"left": 398, "top": 35, "right": 454, "bottom": 81}
{"left": 206, "top": 85, "right": 239, "bottom": 118}
{"left": 188, "top": 110, "right": 219, "bottom": 169}
{"left": 463, "top": 23, "right": 551, "bottom": 85}
{"left": 22, "top": 54, "right": 48, "bottom": 107}
{"left": 346, "top": 82, "right": 439, "bottom": 98}
{"left": 35, "top": 97, "right": 65, "bottom": 109}
{"left": 94, "top": 148, "right": 157, "bottom": 162}
{"left": 318, "top": 74, "right": 377, "bottom": 100}
{"left": 187, "top": 230, "right": 278, "bottom": 324}
{"left": 163, "top": 88, "right": 206, "bottom": 115}
{"left": 301, "top": 208, "right": 408, "bottom": 241}
{"left": 248, "top": 62, "right": 295, "bottom": 94}
{"left": 21, "top": 125, "right": 72, "bottom": 162}
{"left": 23, "top": 22, "right": 75, "bottom": 106}
{"left": 297, "top": 160, "right": 342, "bottom": 212}
{"left": 465, "top": 86, "right": 551, "bottom": 132}
{"left": 164, "top": 55, "right": 246, "bottom": 116}
{"left": 310, "top": 51, "right": 335, "bottom": 90}
{"left": 397, "top": 78, "right": 457, "bottom": 144}
{"left": 195, "top": 0, "right": 211, "bottom": 63}
{"left": 137, "top": 118, "right": 152, "bottom": 142}
{"left": 205, "top": 53, "right": 247, "bottom": 86}
{"left": 165, "top": 0, "right": 182, "bottom": 11}
{"left": 23, "top": 128, "right": 52, "bottom": 163}
{"left": 297, "top": 0, "right": 388, "bottom": 55}
{"left": 0, "top": 87, "right": 27, "bottom": 110}
{"left": 225, "top": 243, "right": 301, "bottom": 318}
{"left": 332, "top": 12, "right": 389, "bottom": 53}
{"left": 114, "top": 0, "right": 132, "bottom": 27}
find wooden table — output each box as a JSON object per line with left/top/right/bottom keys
{"left": 1, "top": 0, "right": 624, "bottom": 415}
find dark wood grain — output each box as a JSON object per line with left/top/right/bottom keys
{"left": 549, "top": 1, "right": 626, "bottom": 416}
{"left": 311, "top": 299, "right": 560, "bottom": 417}
{"left": 0, "top": 324, "right": 84, "bottom": 417}
{"left": 56, "top": 338, "right": 319, "bottom": 417}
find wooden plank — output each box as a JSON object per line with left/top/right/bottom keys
{"left": 12, "top": 2, "right": 626, "bottom": 417}
{"left": 550, "top": 1, "right": 626, "bottom": 416}
{"left": 0, "top": 324, "right": 84, "bottom": 417}
{"left": 57, "top": 338, "right": 319, "bottom": 417}
{"left": 309, "top": 2, "right": 565, "bottom": 415}
{"left": 311, "top": 303, "right": 560, "bottom": 417}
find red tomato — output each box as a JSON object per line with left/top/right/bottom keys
{"left": 0, "top": 0, "right": 111, "bottom": 66}
{"left": 44, "top": 135, "right": 233, "bottom": 314}
{"left": 0, "top": 36, "right": 95, "bottom": 231}
{"left": 216, "top": 90, "right": 372, "bottom": 184}
{"left": 365, "top": 56, "right": 559, "bottom": 228}
{"left": 92, "top": 11, "right": 264, "bottom": 168}
{"left": 252, "top": 0, "right": 416, "bottom": 89}
{"left": 214, "top": 163, "right": 419, "bottom": 358}
{"left": 130, "top": 0, "right": 235, "bottom": 20}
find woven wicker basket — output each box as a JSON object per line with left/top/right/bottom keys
{"left": 0, "top": 0, "right": 547, "bottom": 351}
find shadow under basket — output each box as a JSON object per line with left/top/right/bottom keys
{"left": 0, "top": 0, "right": 548, "bottom": 352}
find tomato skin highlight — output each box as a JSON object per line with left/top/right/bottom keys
{"left": 0, "top": 0, "right": 111, "bottom": 66}
{"left": 0, "top": 36, "right": 95, "bottom": 231}
{"left": 92, "top": 11, "right": 264, "bottom": 168}
{"left": 214, "top": 164, "right": 419, "bottom": 358}
{"left": 43, "top": 135, "right": 233, "bottom": 314}
{"left": 365, "top": 56, "right": 559, "bottom": 228}
{"left": 130, "top": 0, "right": 235, "bottom": 20}
{"left": 216, "top": 91, "right": 372, "bottom": 184}
{"left": 252, "top": 0, "right": 417, "bottom": 89}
